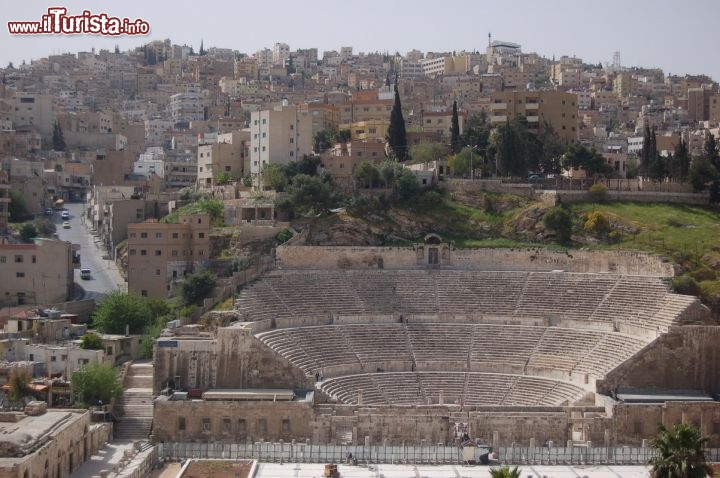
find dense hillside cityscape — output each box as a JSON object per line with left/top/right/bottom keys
{"left": 0, "top": 35, "right": 720, "bottom": 478}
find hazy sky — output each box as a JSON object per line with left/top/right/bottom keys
{"left": 3, "top": 0, "right": 719, "bottom": 80}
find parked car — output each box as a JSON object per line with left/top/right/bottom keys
{"left": 62, "top": 221, "right": 71, "bottom": 229}
{"left": 80, "top": 268, "right": 91, "bottom": 280}
{"left": 61, "top": 211, "right": 70, "bottom": 219}
{"left": 44, "top": 208, "right": 54, "bottom": 216}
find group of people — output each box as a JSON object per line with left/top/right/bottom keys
{"left": 315, "top": 370, "right": 324, "bottom": 382}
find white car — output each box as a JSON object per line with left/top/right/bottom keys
{"left": 61, "top": 211, "right": 70, "bottom": 219}
{"left": 62, "top": 221, "right": 71, "bottom": 229}
{"left": 80, "top": 268, "right": 91, "bottom": 280}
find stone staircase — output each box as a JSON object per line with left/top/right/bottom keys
{"left": 115, "top": 361, "right": 154, "bottom": 441}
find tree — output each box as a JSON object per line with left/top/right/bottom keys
{"left": 649, "top": 423, "right": 712, "bottom": 478}
{"left": 543, "top": 206, "right": 573, "bottom": 245}
{"left": 33, "top": 217, "right": 55, "bottom": 237}
{"left": 52, "top": 121, "right": 66, "bottom": 151}
{"left": 409, "top": 142, "right": 447, "bottom": 165}
{"left": 197, "top": 198, "right": 224, "bottom": 225}
{"left": 669, "top": 140, "right": 691, "bottom": 180}
{"left": 353, "top": 160, "right": 380, "bottom": 188}
{"left": 7, "top": 368, "right": 31, "bottom": 403}
{"left": 562, "top": 143, "right": 611, "bottom": 178}
{"left": 92, "top": 291, "right": 153, "bottom": 335}
{"left": 397, "top": 169, "right": 420, "bottom": 200}
{"left": 641, "top": 125, "right": 654, "bottom": 176}
{"left": 387, "top": 84, "right": 408, "bottom": 160}
{"left": 79, "top": 332, "right": 104, "bottom": 350}
{"left": 8, "top": 189, "right": 28, "bottom": 222}
{"left": 490, "top": 466, "right": 522, "bottom": 478}
{"left": 181, "top": 269, "right": 216, "bottom": 306}
{"left": 378, "top": 159, "right": 403, "bottom": 187}
{"left": 19, "top": 223, "right": 38, "bottom": 243}
{"left": 199, "top": 39, "right": 206, "bottom": 56}
{"left": 537, "top": 122, "right": 564, "bottom": 175}
{"left": 71, "top": 362, "right": 123, "bottom": 406}
{"left": 494, "top": 120, "right": 527, "bottom": 177}
{"left": 286, "top": 174, "right": 334, "bottom": 214}
{"left": 689, "top": 156, "right": 718, "bottom": 192}
{"left": 450, "top": 100, "right": 460, "bottom": 153}
{"left": 449, "top": 147, "right": 475, "bottom": 177}
{"left": 703, "top": 133, "right": 719, "bottom": 170}
{"left": 261, "top": 163, "right": 288, "bottom": 191}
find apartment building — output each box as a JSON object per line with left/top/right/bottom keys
{"left": 197, "top": 130, "right": 250, "bottom": 188}
{"left": 273, "top": 43, "right": 290, "bottom": 66}
{"left": 420, "top": 110, "right": 466, "bottom": 137}
{"left": 12, "top": 93, "right": 56, "bottom": 138}
{"left": 322, "top": 139, "right": 387, "bottom": 190}
{"left": 0, "top": 238, "right": 74, "bottom": 306}
{"left": 249, "top": 105, "right": 313, "bottom": 185}
{"left": 127, "top": 214, "right": 211, "bottom": 298}
{"left": 0, "top": 171, "right": 9, "bottom": 232}
{"left": 489, "top": 91, "right": 579, "bottom": 142}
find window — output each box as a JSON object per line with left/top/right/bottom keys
{"left": 282, "top": 419, "right": 291, "bottom": 433}
{"left": 129, "top": 232, "right": 136, "bottom": 238}
{"left": 129, "top": 249, "right": 136, "bottom": 256}
{"left": 178, "top": 417, "right": 186, "bottom": 431}
{"left": 172, "top": 250, "right": 178, "bottom": 257}
{"left": 141, "top": 250, "right": 147, "bottom": 256}
{"left": 202, "top": 418, "right": 211, "bottom": 432}
{"left": 16, "top": 272, "right": 25, "bottom": 278}
{"left": 155, "top": 250, "right": 162, "bottom": 256}
{"left": 223, "top": 417, "right": 231, "bottom": 433}
{"left": 633, "top": 421, "right": 643, "bottom": 434}
{"left": 713, "top": 422, "right": 720, "bottom": 435}
{"left": 14, "top": 255, "right": 23, "bottom": 263}
{"left": 172, "top": 233, "right": 179, "bottom": 239}
{"left": 141, "top": 290, "right": 147, "bottom": 297}
{"left": 156, "top": 269, "right": 161, "bottom": 276}
{"left": 198, "top": 233, "right": 205, "bottom": 239}
{"left": 28, "top": 354, "right": 34, "bottom": 361}
{"left": 140, "top": 233, "right": 148, "bottom": 238}
{"left": 106, "top": 346, "right": 113, "bottom": 355}
{"left": 31, "top": 256, "right": 36, "bottom": 263}
{"left": 225, "top": 166, "right": 231, "bottom": 172}
{"left": 238, "top": 419, "right": 246, "bottom": 434}
{"left": 257, "top": 418, "right": 267, "bottom": 434}
{"left": 51, "top": 356, "right": 57, "bottom": 362}
{"left": 156, "top": 233, "right": 162, "bottom": 238}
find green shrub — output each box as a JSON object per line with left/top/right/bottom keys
{"left": 588, "top": 183, "right": 608, "bottom": 202}
{"left": 276, "top": 228, "right": 294, "bottom": 244}
{"left": 691, "top": 267, "right": 717, "bottom": 282}
{"left": 672, "top": 274, "right": 700, "bottom": 296}
{"left": 584, "top": 211, "right": 611, "bottom": 235}
{"left": 79, "top": 332, "right": 104, "bottom": 350}
{"left": 543, "top": 207, "right": 573, "bottom": 244}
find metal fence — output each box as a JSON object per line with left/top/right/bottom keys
{"left": 156, "top": 442, "right": 720, "bottom": 466}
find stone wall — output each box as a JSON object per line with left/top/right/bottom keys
{"left": 612, "top": 402, "right": 720, "bottom": 446}
{"left": 541, "top": 190, "right": 709, "bottom": 206}
{"left": 597, "top": 326, "right": 720, "bottom": 395}
{"left": 276, "top": 245, "right": 675, "bottom": 277}
{"left": 153, "top": 325, "right": 312, "bottom": 393}
{"left": 153, "top": 398, "right": 315, "bottom": 444}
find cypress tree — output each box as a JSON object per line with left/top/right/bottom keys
{"left": 387, "top": 84, "right": 408, "bottom": 161}
{"left": 52, "top": 121, "right": 66, "bottom": 152}
{"left": 450, "top": 100, "right": 460, "bottom": 153}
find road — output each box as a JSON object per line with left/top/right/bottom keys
{"left": 53, "top": 203, "right": 127, "bottom": 301}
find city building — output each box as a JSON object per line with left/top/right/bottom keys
{"left": 249, "top": 105, "right": 312, "bottom": 187}
{"left": 197, "top": 130, "right": 250, "bottom": 188}
{"left": 0, "top": 238, "right": 75, "bottom": 307}
{"left": 489, "top": 91, "right": 579, "bottom": 142}
{"left": 127, "top": 214, "right": 211, "bottom": 298}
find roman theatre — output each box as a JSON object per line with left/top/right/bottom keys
{"left": 151, "top": 237, "right": 720, "bottom": 448}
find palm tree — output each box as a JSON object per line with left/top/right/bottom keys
{"left": 649, "top": 423, "right": 712, "bottom": 478}
{"left": 489, "top": 465, "right": 521, "bottom": 478}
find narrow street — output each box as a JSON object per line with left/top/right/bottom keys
{"left": 53, "top": 202, "right": 127, "bottom": 300}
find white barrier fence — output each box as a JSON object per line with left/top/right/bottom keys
{"left": 153, "top": 442, "right": 720, "bottom": 465}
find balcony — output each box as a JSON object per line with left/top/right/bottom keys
{"left": 490, "top": 102, "right": 507, "bottom": 110}
{"left": 525, "top": 103, "right": 539, "bottom": 110}
{"left": 490, "top": 115, "right": 508, "bottom": 123}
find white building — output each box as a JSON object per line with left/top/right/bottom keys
{"left": 249, "top": 104, "right": 312, "bottom": 187}
{"left": 273, "top": 43, "right": 290, "bottom": 66}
